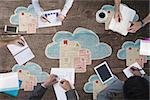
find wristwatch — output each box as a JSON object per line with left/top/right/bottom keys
{"left": 141, "top": 74, "right": 145, "bottom": 77}
{"left": 140, "top": 20, "right": 145, "bottom": 27}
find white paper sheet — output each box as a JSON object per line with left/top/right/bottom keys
{"left": 0, "top": 72, "right": 19, "bottom": 92}
{"left": 50, "top": 68, "right": 75, "bottom": 100}
{"left": 14, "top": 48, "right": 35, "bottom": 65}
{"left": 123, "top": 62, "right": 145, "bottom": 78}
{"left": 140, "top": 40, "right": 150, "bottom": 56}
{"left": 38, "top": 9, "right": 62, "bottom": 28}
{"left": 7, "top": 37, "right": 28, "bottom": 56}
{"left": 109, "top": 4, "right": 136, "bottom": 36}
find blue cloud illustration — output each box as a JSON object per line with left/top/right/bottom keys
{"left": 117, "top": 39, "right": 150, "bottom": 60}
{"left": 84, "top": 74, "right": 119, "bottom": 93}
{"left": 117, "top": 39, "right": 141, "bottom": 60}
{"left": 10, "top": 4, "right": 37, "bottom": 25}
{"left": 83, "top": 74, "right": 99, "bottom": 93}
{"left": 45, "top": 27, "right": 112, "bottom": 60}
{"left": 12, "top": 62, "right": 49, "bottom": 83}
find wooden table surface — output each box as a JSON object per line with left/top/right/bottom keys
{"left": 0, "top": 0, "right": 149, "bottom": 100}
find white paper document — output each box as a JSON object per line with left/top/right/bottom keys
{"left": 109, "top": 4, "right": 136, "bottom": 36}
{"left": 38, "top": 9, "right": 62, "bottom": 28}
{"left": 0, "top": 72, "right": 19, "bottom": 92}
{"left": 50, "top": 68, "right": 75, "bottom": 100}
{"left": 123, "top": 62, "right": 145, "bottom": 78}
{"left": 7, "top": 37, "right": 35, "bottom": 65}
{"left": 140, "top": 40, "right": 150, "bottom": 56}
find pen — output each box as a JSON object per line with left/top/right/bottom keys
{"left": 130, "top": 67, "right": 143, "bottom": 71}
{"left": 41, "top": 15, "right": 51, "bottom": 23}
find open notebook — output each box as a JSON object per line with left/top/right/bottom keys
{"left": 0, "top": 72, "right": 19, "bottom": 92}
{"left": 38, "top": 9, "right": 62, "bottom": 28}
{"left": 7, "top": 37, "right": 35, "bottom": 65}
{"left": 51, "top": 68, "right": 75, "bottom": 100}
{"left": 109, "top": 4, "right": 136, "bottom": 36}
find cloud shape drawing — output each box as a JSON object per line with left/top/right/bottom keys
{"left": 117, "top": 39, "right": 150, "bottom": 60}
{"left": 12, "top": 62, "right": 49, "bottom": 83}
{"left": 10, "top": 4, "right": 37, "bottom": 25}
{"left": 45, "top": 27, "right": 112, "bottom": 60}
{"left": 84, "top": 74, "right": 118, "bottom": 93}
{"left": 83, "top": 74, "right": 99, "bottom": 93}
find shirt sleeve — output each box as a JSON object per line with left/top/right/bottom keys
{"left": 65, "top": 89, "right": 79, "bottom": 100}
{"left": 143, "top": 75, "right": 150, "bottom": 82}
{"left": 61, "top": 0, "right": 74, "bottom": 17}
{"left": 26, "top": 84, "right": 47, "bottom": 100}
{"left": 97, "top": 79, "right": 124, "bottom": 100}
{"left": 32, "top": 0, "right": 43, "bottom": 16}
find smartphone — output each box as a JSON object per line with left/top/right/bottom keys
{"left": 4, "top": 25, "right": 19, "bottom": 33}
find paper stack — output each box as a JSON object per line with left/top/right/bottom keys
{"left": 109, "top": 4, "right": 136, "bottom": 36}
{"left": 0, "top": 72, "right": 19, "bottom": 92}
{"left": 140, "top": 39, "right": 150, "bottom": 56}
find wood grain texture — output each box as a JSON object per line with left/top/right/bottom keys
{"left": 0, "top": 0, "right": 149, "bottom": 100}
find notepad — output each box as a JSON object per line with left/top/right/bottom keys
{"left": 109, "top": 4, "right": 136, "bottom": 36}
{"left": 140, "top": 40, "right": 150, "bottom": 56}
{"left": 0, "top": 72, "right": 19, "bottom": 92}
{"left": 123, "top": 62, "right": 145, "bottom": 78}
{"left": 50, "top": 68, "right": 75, "bottom": 100}
{"left": 7, "top": 37, "right": 35, "bottom": 65}
{"left": 38, "top": 9, "right": 62, "bottom": 28}
{"left": 3, "top": 80, "right": 22, "bottom": 97}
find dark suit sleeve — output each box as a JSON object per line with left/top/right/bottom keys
{"left": 65, "top": 89, "right": 78, "bottom": 100}
{"left": 26, "top": 84, "right": 47, "bottom": 100}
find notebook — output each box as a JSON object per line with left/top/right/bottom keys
{"left": 7, "top": 37, "right": 35, "bottom": 65}
{"left": 140, "top": 39, "right": 150, "bottom": 56}
{"left": 123, "top": 62, "right": 145, "bottom": 78}
{"left": 38, "top": 9, "right": 62, "bottom": 28}
{"left": 109, "top": 4, "right": 136, "bottom": 36}
{"left": 0, "top": 72, "right": 19, "bottom": 92}
{"left": 50, "top": 68, "right": 75, "bottom": 100}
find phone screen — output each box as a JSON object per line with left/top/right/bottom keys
{"left": 7, "top": 26, "right": 17, "bottom": 32}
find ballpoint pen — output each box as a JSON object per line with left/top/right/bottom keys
{"left": 41, "top": 15, "right": 51, "bottom": 23}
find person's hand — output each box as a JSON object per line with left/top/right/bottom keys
{"left": 114, "top": 10, "right": 122, "bottom": 22}
{"left": 43, "top": 74, "right": 58, "bottom": 88}
{"left": 128, "top": 21, "right": 142, "bottom": 33}
{"left": 9, "top": 36, "right": 25, "bottom": 47}
{"left": 57, "top": 15, "right": 65, "bottom": 21}
{"left": 60, "top": 79, "right": 72, "bottom": 91}
{"left": 130, "top": 67, "right": 142, "bottom": 77}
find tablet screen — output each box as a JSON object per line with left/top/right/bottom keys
{"left": 96, "top": 64, "right": 112, "bottom": 82}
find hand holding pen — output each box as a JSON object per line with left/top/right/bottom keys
{"left": 130, "top": 67, "right": 143, "bottom": 77}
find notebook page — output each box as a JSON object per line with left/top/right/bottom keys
{"left": 109, "top": 4, "right": 136, "bottom": 36}
{"left": 7, "top": 37, "right": 28, "bottom": 56}
{"left": 51, "top": 68, "right": 75, "bottom": 100}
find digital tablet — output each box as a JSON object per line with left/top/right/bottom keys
{"left": 94, "top": 61, "right": 114, "bottom": 84}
